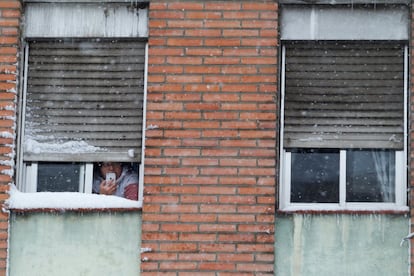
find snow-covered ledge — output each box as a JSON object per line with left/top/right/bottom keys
{"left": 5, "top": 185, "right": 142, "bottom": 212}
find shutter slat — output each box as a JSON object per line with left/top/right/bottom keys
{"left": 27, "top": 109, "right": 142, "bottom": 117}
{"left": 28, "top": 79, "right": 143, "bottom": 86}
{"left": 28, "top": 116, "right": 143, "bottom": 125}
{"left": 285, "top": 94, "right": 403, "bottom": 103}
{"left": 285, "top": 118, "right": 403, "bottom": 126}
{"left": 24, "top": 39, "right": 145, "bottom": 161}
{"left": 25, "top": 131, "right": 142, "bottom": 140}
{"left": 28, "top": 94, "right": 144, "bottom": 102}
{"left": 28, "top": 86, "right": 142, "bottom": 94}
{"left": 30, "top": 64, "right": 145, "bottom": 72}
{"left": 283, "top": 41, "right": 405, "bottom": 149}
{"left": 28, "top": 71, "right": 143, "bottom": 79}
{"left": 286, "top": 71, "right": 403, "bottom": 80}
{"left": 30, "top": 41, "right": 146, "bottom": 49}
{"left": 27, "top": 101, "right": 142, "bottom": 110}
{"left": 285, "top": 110, "right": 402, "bottom": 117}
{"left": 285, "top": 102, "right": 402, "bottom": 110}
{"left": 286, "top": 87, "right": 402, "bottom": 95}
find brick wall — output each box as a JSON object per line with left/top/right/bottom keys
{"left": 142, "top": 1, "right": 278, "bottom": 274}
{"left": 0, "top": 0, "right": 20, "bottom": 274}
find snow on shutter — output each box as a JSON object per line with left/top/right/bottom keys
{"left": 283, "top": 41, "right": 405, "bottom": 149}
{"left": 23, "top": 39, "right": 146, "bottom": 162}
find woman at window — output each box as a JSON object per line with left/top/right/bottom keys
{"left": 93, "top": 162, "right": 139, "bottom": 200}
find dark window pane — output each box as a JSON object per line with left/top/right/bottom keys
{"left": 37, "top": 163, "right": 81, "bottom": 192}
{"left": 291, "top": 149, "right": 340, "bottom": 203}
{"left": 346, "top": 150, "right": 395, "bottom": 202}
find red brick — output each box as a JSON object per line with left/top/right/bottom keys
{"left": 159, "top": 242, "right": 198, "bottom": 252}
{"left": 180, "top": 195, "right": 218, "bottom": 204}
{"left": 236, "top": 263, "right": 274, "bottom": 272}
{"left": 185, "top": 48, "right": 222, "bottom": 56}
{"left": 181, "top": 177, "right": 219, "bottom": 185}
{"left": 160, "top": 261, "right": 198, "bottom": 270}
{"left": 150, "top": 10, "right": 184, "bottom": 19}
{"left": 161, "top": 186, "right": 198, "bottom": 194}
{"left": 217, "top": 253, "right": 254, "bottom": 262}
{"left": 186, "top": 11, "right": 222, "bottom": 19}
{"left": 167, "top": 56, "right": 202, "bottom": 65}
{"left": 180, "top": 214, "right": 217, "bottom": 223}
{"left": 142, "top": 232, "right": 178, "bottom": 241}
{"left": 218, "top": 214, "right": 255, "bottom": 223}
{"left": 199, "top": 243, "right": 236, "bottom": 253}
{"left": 204, "top": 38, "right": 241, "bottom": 47}
{"left": 183, "top": 121, "right": 220, "bottom": 129}
{"left": 205, "top": 3, "right": 241, "bottom": 10}
{"left": 161, "top": 224, "right": 198, "bottom": 232}
{"left": 199, "top": 224, "right": 236, "bottom": 232}
{"left": 165, "top": 93, "right": 201, "bottom": 101}
{"left": 168, "top": 20, "right": 203, "bottom": 28}
{"left": 178, "top": 253, "right": 216, "bottom": 261}
{"left": 0, "top": 37, "right": 18, "bottom": 45}
{"left": 161, "top": 204, "right": 198, "bottom": 214}
{"left": 168, "top": 3, "right": 204, "bottom": 10}
{"left": 179, "top": 233, "right": 216, "bottom": 241}
{"left": 184, "top": 65, "right": 221, "bottom": 74}
{"left": 165, "top": 112, "right": 201, "bottom": 120}
{"left": 1, "top": 9, "right": 20, "bottom": 18}
{"left": 0, "top": 19, "right": 18, "bottom": 27}
{"left": 166, "top": 75, "right": 202, "bottom": 83}
{"left": 199, "top": 262, "right": 235, "bottom": 271}
{"left": 0, "top": 2, "right": 20, "bottom": 8}
{"left": 200, "top": 204, "right": 236, "bottom": 213}
{"left": 220, "top": 176, "right": 257, "bottom": 185}
{"left": 182, "top": 139, "right": 218, "bottom": 147}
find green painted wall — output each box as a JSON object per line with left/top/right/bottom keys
{"left": 8, "top": 212, "right": 141, "bottom": 276}
{"left": 275, "top": 214, "right": 409, "bottom": 276}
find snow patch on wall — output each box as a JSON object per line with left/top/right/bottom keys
{"left": 0, "top": 132, "right": 14, "bottom": 139}
{"left": 1, "top": 170, "right": 13, "bottom": 177}
{"left": 6, "top": 185, "right": 142, "bottom": 210}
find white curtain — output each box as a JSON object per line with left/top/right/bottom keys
{"left": 371, "top": 151, "right": 393, "bottom": 202}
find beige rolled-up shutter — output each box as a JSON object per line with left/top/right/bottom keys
{"left": 24, "top": 39, "right": 146, "bottom": 162}
{"left": 283, "top": 41, "right": 405, "bottom": 150}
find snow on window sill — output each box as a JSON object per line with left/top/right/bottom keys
{"left": 5, "top": 185, "right": 142, "bottom": 213}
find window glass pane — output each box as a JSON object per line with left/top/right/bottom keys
{"left": 346, "top": 150, "right": 395, "bottom": 202}
{"left": 37, "top": 163, "right": 81, "bottom": 192}
{"left": 291, "top": 149, "right": 340, "bottom": 203}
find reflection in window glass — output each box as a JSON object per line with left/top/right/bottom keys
{"left": 346, "top": 150, "right": 395, "bottom": 202}
{"left": 37, "top": 163, "right": 81, "bottom": 192}
{"left": 291, "top": 149, "right": 339, "bottom": 203}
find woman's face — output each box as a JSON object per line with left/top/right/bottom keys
{"left": 100, "top": 162, "right": 122, "bottom": 179}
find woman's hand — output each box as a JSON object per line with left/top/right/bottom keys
{"left": 99, "top": 180, "right": 117, "bottom": 195}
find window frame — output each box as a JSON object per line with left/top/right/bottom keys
{"left": 279, "top": 44, "right": 408, "bottom": 212}
{"left": 16, "top": 41, "right": 148, "bottom": 200}
{"left": 22, "top": 162, "right": 94, "bottom": 193}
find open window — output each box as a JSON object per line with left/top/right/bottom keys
{"left": 17, "top": 2, "right": 148, "bottom": 202}
{"left": 279, "top": 5, "right": 408, "bottom": 211}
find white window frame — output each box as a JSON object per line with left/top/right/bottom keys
{"left": 17, "top": 41, "right": 148, "bottom": 200}
{"left": 16, "top": 2, "right": 148, "bottom": 202}
{"left": 279, "top": 45, "right": 408, "bottom": 212}
{"left": 22, "top": 163, "right": 94, "bottom": 193}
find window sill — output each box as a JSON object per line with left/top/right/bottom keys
{"left": 278, "top": 204, "right": 409, "bottom": 215}
{"left": 5, "top": 185, "right": 142, "bottom": 213}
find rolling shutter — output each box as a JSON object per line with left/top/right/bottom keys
{"left": 24, "top": 39, "right": 146, "bottom": 162}
{"left": 283, "top": 41, "right": 405, "bottom": 149}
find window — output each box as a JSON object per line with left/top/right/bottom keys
{"left": 17, "top": 2, "right": 148, "bottom": 201}
{"left": 279, "top": 5, "right": 408, "bottom": 211}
